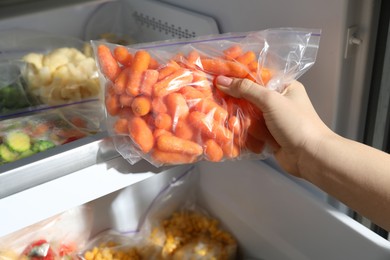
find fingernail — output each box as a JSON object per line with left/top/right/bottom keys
{"left": 216, "top": 76, "right": 233, "bottom": 87}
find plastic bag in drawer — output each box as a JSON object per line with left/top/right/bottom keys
{"left": 0, "top": 61, "right": 39, "bottom": 117}
{"left": 0, "top": 205, "right": 92, "bottom": 260}
{"left": 0, "top": 99, "right": 103, "bottom": 165}
{"left": 92, "top": 28, "right": 321, "bottom": 167}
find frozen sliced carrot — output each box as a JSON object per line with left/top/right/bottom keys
{"left": 203, "top": 139, "right": 223, "bottom": 162}
{"left": 97, "top": 44, "right": 120, "bottom": 82}
{"left": 223, "top": 45, "right": 243, "bottom": 60}
{"left": 113, "top": 46, "right": 132, "bottom": 66}
{"left": 114, "top": 118, "right": 129, "bottom": 134}
{"left": 154, "top": 113, "right": 172, "bottom": 130}
{"left": 128, "top": 116, "right": 154, "bottom": 153}
{"left": 140, "top": 69, "right": 159, "bottom": 96}
{"left": 153, "top": 68, "right": 194, "bottom": 97}
{"left": 131, "top": 96, "right": 152, "bottom": 116}
{"left": 151, "top": 149, "right": 197, "bottom": 165}
{"left": 188, "top": 111, "right": 233, "bottom": 144}
{"left": 174, "top": 118, "right": 194, "bottom": 140}
{"left": 156, "top": 134, "right": 203, "bottom": 156}
{"left": 166, "top": 92, "right": 189, "bottom": 121}
{"left": 236, "top": 51, "right": 256, "bottom": 65}
{"left": 126, "top": 50, "right": 151, "bottom": 96}
{"left": 119, "top": 94, "right": 134, "bottom": 107}
{"left": 193, "top": 99, "right": 228, "bottom": 123}
{"left": 158, "top": 60, "right": 181, "bottom": 80}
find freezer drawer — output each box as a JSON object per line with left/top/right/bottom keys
{"left": 85, "top": 161, "right": 390, "bottom": 259}
{"left": 3, "top": 160, "right": 390, "bottom": 259}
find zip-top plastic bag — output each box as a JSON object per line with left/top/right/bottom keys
{"left": 80, "top": 166, "right": 237, "bottom": 260}
{"left": 0, "top": 205, "right": 92, "bottom": 260}
{"left": 92, "top": 28, "right": 321, "bottom": 167}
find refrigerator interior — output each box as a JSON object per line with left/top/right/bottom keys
{"left": 1, "top": 0, "right": 390, "bottom": 259}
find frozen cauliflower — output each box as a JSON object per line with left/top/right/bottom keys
{"left": 23, "top": 47, "right": 100, "bottom": 105}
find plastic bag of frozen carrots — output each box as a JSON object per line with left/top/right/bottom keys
{"left": 92, "top": 28, "right": 321, "bottom": 166}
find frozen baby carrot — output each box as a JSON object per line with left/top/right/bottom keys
{"left": 236, "top": 51, "right": 256, "bottom": 65}
{"left": 119, "top": 94, "right": 134, "bottom": 107}
{"left": 131, "top": 96, "right": 152, "bottom": 116}
{"left": 203, "top": 139, "right": 223, "bottom": 162}
{"left": 247, "top": 116, "right": 271, "bottom": 142}
{"left": 188, "top": 111, "right": 233, "bottom": 144}
{"left": 201, "top": 58, "right": 230, "bottom": 76}
{"left": 193, "top": 99, "right": 228, "bottom": 123}
{"left": 174, "top": 118, "right": 195, "bottom": 140}
{"left": 223, "top": 45, "right": 243, "bottom": 60}
{"left": 153, "top": 129, "right": 172, "bottom": 139}
{"left": 151, "top": 149, "right": 197, "bottom": 165}
{"left": 154, "top": 113, "right": 172, "bottom": 130}
{"left": 114, "top": 67, "right": 130, "bottom": 94}
{"left": 140, "top": 69, "right": 159, "bottom": 96}
{"left": 260, "top": 67, "right": 272, "bottom": 85}
{"left": 118, "top": 107, "right": 133, "bottom": 119}
{"left": 152, "top": 97, "right": 168, "bottom": 114}
{"left": 148, "top": 57, "right": 160, "bottom": 69}
{"left": 153, "top": 68, "right": 194, "bottom": 97}
{"left": 179, "top": 86, "right": 205, "bottom": 101}
{"left": 228, "top": 116, "right": 241, "bottom": 135}
{"left": 186, "top": 50, "right": 201, "bottom": 68}
{"left": 105, "top": 93, "right": 120, "bottom": 116}
{"left": 245, "top": 134, "right": 265, "bottom": 154}
{"left": 114, "top": 118, "right": 129, "bottom": 135}
{"left": 156, "top": 134, "right": 203, "bottom": 156}
{"left": 97, "top": 44, "right": 120, "bottom": 82}
{"left": 166, "top": 92, "right": 189, "bottom": 120}
{"left": 158, "top": 60, "right": 181, "bottom": 80}
{"left": 221, "top": 142, "right": 240, "bottom": 159}
{"left": 113, "top": 46, "right": 132, "bottom": 66}
{"left": 128, "top": 116, "right": 154, "bottom": 153}
{"left": 126, "top": 50, "right": 151, "bottom": 96}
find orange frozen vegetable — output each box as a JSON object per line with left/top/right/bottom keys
{"left": 131, "top": 96, "right": 152, "bottom": 116}
{"left": 156, "top": 134, "right": 203, "bottom": 156}
{"left": 97, "top": 45, "right": 120, "bottom": 82}
{"left": 128, "top": 116, "right": 154, "bottom": 153}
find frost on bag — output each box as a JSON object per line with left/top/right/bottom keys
{"left": 81, "top": 166, "right": 237, "bottom": 260}
{"left": 92, "top": 28, "right": 321, "bottom": 166}
{"left": 0, "top": 206, "right": 92, "bottom": 260}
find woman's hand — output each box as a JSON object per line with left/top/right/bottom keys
{"left": 216, "top": 76, "right": 333, "bottom": 177}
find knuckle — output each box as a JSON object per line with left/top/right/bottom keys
{"left": 237, "top": 78, "right": 255, "bottom": 97}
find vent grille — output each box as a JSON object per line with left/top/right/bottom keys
{"left": 133, "top": 11, "right": 196, "bottom": 39}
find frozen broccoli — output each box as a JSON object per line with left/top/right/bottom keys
{"left": 32, "top": 140, "right": 56, "bottom": 153}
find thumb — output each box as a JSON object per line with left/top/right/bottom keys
{"left": 215, "top": 75, "right": 274, "bottom": 112}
